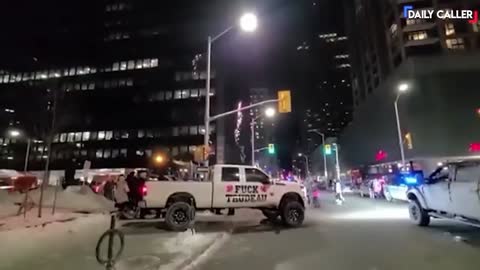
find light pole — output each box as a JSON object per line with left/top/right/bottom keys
{"left": 251, "top": 107, "right": 275, "bottom": 166}
{"left": 394, "top": 83, "right": 409, "bottom": 167}
{"left": 308, "top": 129, "right": 328, "bottom": 179}
{"left": 297, "top": 153, "right": 310, "bottom": 179}
{"left": 8, "top": 129, "right": 31, "bottom": 172}
{"left": 204, "top": 13, "right": 258, "bottom": 166}
{"left": 333, "top": 143, "right": 341, "bottom": 180}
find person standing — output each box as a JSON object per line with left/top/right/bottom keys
{"left": 114, "top": 174, "right": 129, "bottom": 210}
{"left": 335, "top": 179, "right": 345, "bottom": 205}
{"left": 103, "top": 178, "right": 115, "bottom": 201}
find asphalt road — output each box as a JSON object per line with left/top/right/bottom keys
{"left": 198, "top": 192, "right": 480, "bottom": 270}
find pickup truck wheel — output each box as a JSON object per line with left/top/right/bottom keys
{"left": 165, "top": 202, "right": 194, "bottom": 231}
{"left": 261, "top": 209, "right": 279, "bottom": 221}
{"left": 281, "top": 201, "right": 304, "bottom": 227}
{"left": 409, "top": 199, "right": 430, "bottom": 226}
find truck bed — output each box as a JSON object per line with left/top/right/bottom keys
{"left": 144, "top": 181, "right": 212, "bottom": 208}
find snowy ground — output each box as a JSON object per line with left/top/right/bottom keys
{"left": 197, "top": 192, "right": 480, "bottom": 270}
{"left": 0, "top": 213, "right": 227, "bottom": 270}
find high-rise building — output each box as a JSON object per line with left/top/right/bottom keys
{"left": 340, "top": 0, "right": 480, "bottom": 168}
{"left": 0, "top": 1, "right": 235, "bottom": 171}
{"left": 346, "top": 0, "right": 480, "bottom": 108}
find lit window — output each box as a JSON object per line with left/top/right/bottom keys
{"left": 174, "top": 90, "right": 182, "bottom": 99}
{"left": 445, "top": 23, "right": 455, "bottom": 36}
{"left": 408, "top": 31, "right": 428, "bottom": 41}
{"left": 60, "top": 133, "right": 67, "bottom": 142}
{"left": 98, "top": 131, "right": 106, "bottom": 140}
{"left": 165, "top": 91, "right": 172, "bottom": 100}
{"left": 67, "top": 133, "right": 75, "bottom": 142}
{"left": 473, "top": 21, "right": 480, "bottom": 32}
{"left": 112, "top": 62, "right": 119, "bottom": 71}
{"left": 120, "top": 149, "right": 127, "bottom": 157}
{"left": 112, "top": 149, "right": 119, "bottom": 158}
{"left": 190, "top": 89, "right": 199, "bottom": 97}
{"left": 105, "top": 131, "right": 113, "bottom": 140}
{"left": 151, "top": 59, "right": 158, "bottom": 67}
{"left": 138, "top": 130, "right": 145, "bottom": 138}
{"left": 181, "top": 89, "right": 189, "bottom": 99}
{"left": 120, "top": 61, "right": 127, "bottom": 71}
{"left": 136, "top": 60, "right": 143, "bottom": 69}
{"left": 146, "top": 130, "right": 153, "bottom": 138}
{"left": 199, "top": 88, "right": 207, "bottom": 96}
{"left": 190, "top": 126, "right": 198, "bottom": 135}
{"left": 172, "top": 127, "right": 179, "bottom": 136}
{"left": 143, "top": 59, "right": 151, "bottom": 68}
{"left": 126, "top": 78, "right": 133, "bottom": 86}
{"left": 121, "top": 131, "right": 129, "bottom": 139}
{"left": 96, "top": 149, "right": 103, "bottom": 159}
{"left": 446, "top": 38, "right": 464, "bottom": 49}
{"left": 127, "top": 60, "right": 135, "bottom": 70}
{"left": 75, "top": 132, "right": 82, "bottom": 142}
{"left": 82, "top": 132, "right": 90, "bottom": 141}
{"left": 119, "top": 79, "right": 126, "bottom": 87}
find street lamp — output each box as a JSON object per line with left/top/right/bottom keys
{"left": 7, "top": 129, "right": 31, "bottom": 172}
{"left": 204, "top": 12, "right": 258, "bottom": 167}
{"left": 297, "top": 153, "right": 310, "bottom": 179}
{"left": 251, "top": 107, "right": 275, "bottom": 166}
{"left": 308, "top": 129, "right": 328, "bottom": 179}
{"left": 154, "top": 154, "right": 165, "bottom": 164}
{"left": 332, "top": 143, "right": 341, "bottom": 180}
{"left": 394, "top": 82, "right": 409, "bottom": 167}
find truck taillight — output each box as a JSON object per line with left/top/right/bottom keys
{"left": 141, "top": 185, "right": 147, "bottom": 196}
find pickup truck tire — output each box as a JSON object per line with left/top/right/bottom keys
{"left": 409, "top": 199, "right": 430, "bottom": 226}
{"left": 261, "top": 209, "right": 279, "bottom": 221}
{"left": 281, "top": 201, "right": 304, "bottom": 227}
{"left": 165, "top": 202, "right": 194, "bottom": 231}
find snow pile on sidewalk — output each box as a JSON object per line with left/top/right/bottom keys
{"left": 0, "top": 213, "right": 110, "bottom": 269}
{"left": 0, "top": 190, "right": 20, "bottom": 218}
{"left": 8, "top": 185, "right": 115, "bottom": 213}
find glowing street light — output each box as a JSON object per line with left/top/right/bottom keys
{"left": 265, "top": 107, "right": 276, "bottom": 118}
{"left": 7, "top": 129, "right": 31, "bottom": 172}
{"left": 239, "top": 13, "right": 258, "bottom": 32}
{"left": 154, "top": 155, "right": 165, "bottom": 164}
{"left": 9, "top": 130, "right": 20, "bottom": 137}
{"left": 398, "top": 83, "right": 409, "bottom": 93}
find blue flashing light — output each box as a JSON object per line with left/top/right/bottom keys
{"left": 404, "top": 176, "right": 418, "bottom": 185}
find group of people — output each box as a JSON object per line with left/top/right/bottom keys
{"left": 102, "top": 170, "right": 149, "bottom": 210}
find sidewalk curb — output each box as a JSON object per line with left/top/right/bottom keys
{"left": 176, "top": 232, "right": 230, "bottom": 270}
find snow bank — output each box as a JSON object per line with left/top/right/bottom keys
{"left": 0, "top": 190, "right": 21, "bottom": 218}
{"left": 4, "top": 185, "right": 115, "bottom": 214}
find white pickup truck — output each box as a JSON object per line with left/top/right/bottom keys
{"left": 143, "top": 164, "right": 306, "bottom": 231}
{"left": 407, "top": 160, "right": 480, "bottom": 227}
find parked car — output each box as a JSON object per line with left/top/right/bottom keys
{"left": 407, "top": 160, "right": 480, "bottom": 227}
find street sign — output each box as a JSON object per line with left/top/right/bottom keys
{"left": 268, "top": 144, "right": 275, "bottom": 154}
{"left": 324, "top": 144, "right": 332, "bottom": 155}
{"left": 277, "top": 90, "right": 291, "bottom": 113}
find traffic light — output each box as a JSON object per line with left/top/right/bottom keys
{"left": 268, "top": 144, "right": 275, "bottom": 154}
{"left": 324, "top": 144, "right": 332, "bottom": 155}
{"left": 277, "top": 90, "right": 292, "bottom": 113}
